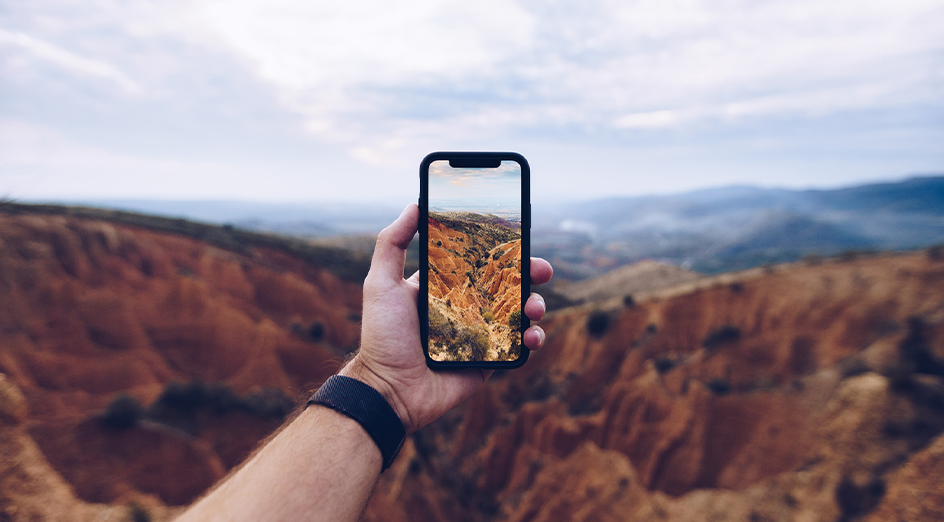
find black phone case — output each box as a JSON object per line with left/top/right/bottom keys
{"left": 419, "top": 151, "right": 531, "bottom": 369}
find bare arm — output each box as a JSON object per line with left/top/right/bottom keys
{"left": 176, "top": 204, "right": 553, "bottom": 522}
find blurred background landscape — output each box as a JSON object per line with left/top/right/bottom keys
{"left": 2, "top": 0, "right": 944, "bottom": 521}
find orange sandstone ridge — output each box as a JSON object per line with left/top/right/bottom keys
{"left": 1, "top": 206, "right": 943, "bottom": 522}
{"left": 0, "top": 210, "right": 363, "bottom": 510}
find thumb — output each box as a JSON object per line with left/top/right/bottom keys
{"left": 368, "top": 204, "right": 418, "bottom": 284}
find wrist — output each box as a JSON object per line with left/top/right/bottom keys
{"left": 308, "top": 374, "right": 406, "bottom": 471}
{"left": 338, "top": 356, "right": 413, "bottom": 432}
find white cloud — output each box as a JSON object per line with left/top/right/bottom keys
{"left": 1, "top": 0, "right": 942, "bottom": 200}
{"left": 178, "top": 0, "right": 944, "bottom": 165}
{"left": 0, "top": 29, "right": 140, "bottom": 93}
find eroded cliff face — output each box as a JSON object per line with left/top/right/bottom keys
{"left": 0, "top": 211, "right": 363, "bottom": 509}
{"left": 427, "top": 213, "right": 522, "bottom": 361}
{"left": 366, "top": 250, "right": 944, "bottom": 522}
{"left": 3, "top": 207, "right": 943, "bottom": 522}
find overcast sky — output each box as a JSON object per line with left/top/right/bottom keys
{"left": 1, "top": 0, "right": 942, "bottom": 203}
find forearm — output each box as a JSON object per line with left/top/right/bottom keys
{"left": 176, "top": 406, "right": 382, "bottom": 522}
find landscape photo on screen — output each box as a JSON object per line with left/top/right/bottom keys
{"left": 427, "top": 160, "right": 523, "bottom": 362}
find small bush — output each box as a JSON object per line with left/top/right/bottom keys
{"left": 128, "top": 502, "right": 152, "bottom": 522}
{"left": 242, "top": 387, "right": 294, "bottom": 419}
{"left": 622, "top": 294, "right": 635, "bottom": 307}
{"left": 702, "top": 325, "right": 741, "bottom": 350}
{"left": 587, "top": 311, "right": 610, "bottom": 338}
{"left": 646, "top": 323, "right": 658, "bottom": 334}
{"left": 705, "top": 378, "right": 731, "bottom": 395}
{"left": 436, "top": 240, "right": 442, "bottom": 247}
{"left": 308, "top": 322, "right": 325, "bottom": 341}
{"left": 451, "top": 327, "right": 490, "bottom": 360}
{"left": 508, "top": 309, "right": 523, "bottom": 331}
{"left": 154, "top": 380, "right": 206, "bottom": 414}
{"left": 482, "top": 310, "right": 495, "bottom": 323}
{"left": 492, "top": 252, "right": 502, "bottom": 261}
{"left": 204, "top": 383, "right": 240, "bottom": 415}
{"left": 653, "top": 357, "right": 675, "bottom": 374}
{"left": 835, "top": 476, "right": 885, "bottom": 518}
{"left": 429, "top": 306, "right": 454, "bottom": 339}
{"left": 729, "top": 282, "right": 744, "bottom": 293}
{"left": 100, "top": 394, "right": 143, "bottom": 430}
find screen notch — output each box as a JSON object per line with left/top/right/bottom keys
{"left": 448, "top": 157, "right": 502, "bottom": 168}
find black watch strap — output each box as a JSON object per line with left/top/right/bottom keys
{"left": 307, "top": 375, "right": 406, "bottom": 472}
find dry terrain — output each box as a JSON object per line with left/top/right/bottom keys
{"left": 1, "top": 205, "right": 943, "bottom": 522}
{"left": 427, "top": 212, "right": 523, "bottom": 362}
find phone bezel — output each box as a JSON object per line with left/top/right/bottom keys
{"left": 419, "top": 151, "right": 531, "bottom": 369}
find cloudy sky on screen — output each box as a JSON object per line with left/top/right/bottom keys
{"left": 1, "top": 0, "right": 943, "bottom": 202}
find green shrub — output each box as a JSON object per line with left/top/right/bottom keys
{"left": 492, "top": 252, "right": 502, "bottom": 261}
{"left": 702, "top": 325, "right": 741, "bottom": 350}
{"left": 100, "top": 394, "right": 143, "bottom": 430}
{"left": 242, "top": 387, "right": 294, "bottom": 419}
{"left": 509, "top": 309, "right": 523, "bottom": 331}
{"left": 429, "top": 306, "right": 454, "bottom": 339}
{"left": 653, "top": 357, "right": 675, "bottom": 374}
{"left": 128, "top": 502, "right": 152, "bottom": 522}
{"left": 482, "top": 310, "right": 495, "bottom": 323}
{"left": 705, "top": 378, "right": 731, "bottom": 395}
{"left": 450, "top": 326, "right": 490, "bottom": 360}
{"left": 587, "top": 311, "right": 610, "bottom": 338}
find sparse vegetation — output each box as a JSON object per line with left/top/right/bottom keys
{"left": 702, "top": 325, "right": 741, "bottom": 350}
{"left": 128, "top": 501, "right": 152, "bottom": 522}
{"left": 429, "top": 305, "right": 454, "bottom": 338}
{"left": 705, "top": 378, "right": 731, "bottom": 395}
{"left": 146, "top": 379, "right": 295, "bottom": 434}
{"left": 622, "top": 294, "right": 635, "bottom": 307}
{"left": 493, "top": 251, "right": 502, "bottom": 260}
{"left": 449, "top": 326, "right": 490, "bottom": 360}
{"left": 482, "top": 310, "right": 495, "bottom": 323}
{"left": 100, "top": 394, "right": 144, "bottom": 430}
{"left": 653, "top": 357, "right": 675, "bottom": 374}
{"left": 587, "top": 311, "right": 610, "bottom": 338}
{"left": 509, "top": 309, "right": 523, "bottom": 331}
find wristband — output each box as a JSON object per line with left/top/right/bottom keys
{"left": 307, "top": 375, "right": 406, "bottom": 472}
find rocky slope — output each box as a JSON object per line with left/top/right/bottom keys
{"left": 366, "top": 248, "right": 944, "bottom": 522}
{"left": 427, "top": 213, "right": 522, "bottom": 361}
{"left": 2, "top": 205, "right": 943, "bottom": 522}
{"left": 0, "top": 208, "right": 363, "bottom": 511}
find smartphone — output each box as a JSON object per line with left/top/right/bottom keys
{"left": 419, "top": 152, "right": 531, "bottom": 369}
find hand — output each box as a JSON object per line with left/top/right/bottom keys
{"left": 339, "top": 203, "right": 553, "bottom": 434}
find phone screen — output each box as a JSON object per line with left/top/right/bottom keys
{"left": 421, "top": 153, "right": 529, "bottom": 366}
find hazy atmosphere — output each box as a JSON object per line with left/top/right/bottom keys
{"left": 3, "top": 2, "right": 944, "bottom": 521}
{"left": 2, "top": 0, "right": 943, "bottom": 202}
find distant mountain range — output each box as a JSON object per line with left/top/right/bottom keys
{"left": 534, "top": 175, "right": 944, "bottom": 277}
{"left": 32, "top": 175, "right": 944, "bottom": 278}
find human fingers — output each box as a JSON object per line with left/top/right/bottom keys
{"left": 530, "top": 257, "right": 553, "bottom": 285}
{"left": 524, "top": 292, "right": 545, "bottom": 321}
{"left": 523, "top": 325, "right": 546, "bottom": 350}
{"left": 406, "top": 270, "right": 420, "bottom": 291}
{"left": 368, "top": 204, "right": 419, "bottom": 284}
